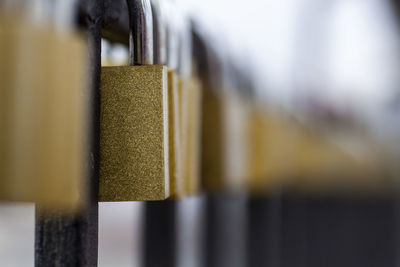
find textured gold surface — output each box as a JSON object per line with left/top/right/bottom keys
{"left": 0, "top": 18, "right": 86, "bottom": 209}
{"left": 99, "top": 65, "right": 169, "bottom": 201}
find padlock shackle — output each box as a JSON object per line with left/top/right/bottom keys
{"left": 126, "top": 0, "right": 154, "bottom": 65}
{"left": 163, "top": 1, "right": 178, "bottom": 70}
{"left": 176, "top": 13, "right": 192, "bottom": 79}
{"left": 150, "top": 0, "right": 167, "bottom": 65}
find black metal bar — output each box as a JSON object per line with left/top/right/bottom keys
{"left": 248, "top": 193, "right": 282, "bottom": 267}
{"left": 143, "top": 201, "right": 177, "bottom": 267}
{"left": 176, "top": 196, "right": 206, "bottom": 267}
{"left": 280, "top": 196, "right": 398, "bottom": 267}
{"left": 102, "top": 0, "right": 129, "bottom": 45}
{"left": 35, "top": 1, "right": 103, "bottom": 266}
{"left": 204, "top": 193, "right": 247, "bottom": 267}
{"left": 305, "top": 197, "right": 397, "bottom": 267}
{"left": 280, "top": 196, "right": 308, "bottom": 267}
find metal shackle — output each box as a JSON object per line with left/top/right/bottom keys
{"left": 126, "top": 0, "right": 154, "bottom": 65}
{"left": 175, "top": 7, "right": 192, "bottom": 79}
{"left": 163, "top": 0, "right": 179, "bottom": 70}
{"left": 150, "top": 0, "right": 167, "bottom": 65}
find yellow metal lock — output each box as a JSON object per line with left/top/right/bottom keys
{"left": 167, "top": 69, "right": 181, "bottom": 197}
{"left": 246, "top": 109, "right": 298, "bottom": 193}
{"left": 152, "top": 0, "right": 183, "bottom": 198}
{"left": 182, "top": 74, "right": 202, "bottom": 195}
{"left": 176, "top": 19, "right": 202, "bottom": 196}
{"left": 0, "top": 6, "right": 87, "bottom": 209}
{"left": 99, "top": 0, "right": 170, "bottom": 201}
{"left": 201, "top": 81, "right": 249, "bottom": 192}
{"left": 201, "top": 78, "right": 225, "bottom": 190}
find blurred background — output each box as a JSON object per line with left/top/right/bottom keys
{"left": 1, "top": 0, "right": 400, "bottom": 266}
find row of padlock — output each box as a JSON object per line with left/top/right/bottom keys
{"left": 197, "top": 25, "right": 396, "bottom": 196}
{"left": 99, "top": 0, "right": 202, "bottom": 201}
{"left": 201, "top": 86, "right": 395, "bottom": 197}
{"left": 0, "top": 0, "right": 397, "bottom": 211}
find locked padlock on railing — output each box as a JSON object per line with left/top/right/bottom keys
{"left": 0, "top": 0, "right": 87, "bottom": 209}
{"left": 173, "top": 12, "right": 200, "bottom": 197}
{"left": 99, "top": 0, "right": 170, "bottom": 201}
{"left": 200, "top": 48, "right": 254, "bottom": 192}
{"left": 151, "top": 0, "right": 183, "bottom": 198}
{"left": 183, "top": 71, "right": 202, "bottom": 196}
{"left": 179, "top": 20, "right": 202, "bottom": 196}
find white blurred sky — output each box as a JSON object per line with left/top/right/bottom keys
{"left": 177, "top": 0, "right": 400, "bottom": 114}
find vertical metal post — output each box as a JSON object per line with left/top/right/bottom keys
{"left": 248, "top": 193, "right": 282, "bottom": 267}
{"left": 280, "top": 196, "right": 308, "bottom": 267}
{"left": 305, "top": 197, "right": 397, "bottom": 267}
{"left": 34, "top": 0, "right": 103, "bottom": 266}
{"left": 204, "top": 193, "right": 247, "bottom": 267}
{"left": 144, "top": 201, "right": 177, "bottom": 267}
{"left": 176, "top": 196, "right": 206, "bottom": 267}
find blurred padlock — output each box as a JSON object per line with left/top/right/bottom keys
{"left": 246, "top": 108, "right": 298, "bottom": 193}
{"left": 200, "top": 45, "right": 225, "bottom": 191}
{"left": 183, "top": 72, "right": 202, "bottom": 195}
{"left": 0, "top": 0, "right": 87, "bottom": 209}
{"left": 289, "top": 117, "right": 394, "bottom": 195}
{"left": 177, "top": 19, "right": 202, "bottom": 196}
{"left": 200, "top": 49, "right": 250, "bottom": 192}
{"left": 99, "top": 0, "right": 169, "bottom": 201}
{"left": 152, "top": 0, "right": 183, "bottom": 198}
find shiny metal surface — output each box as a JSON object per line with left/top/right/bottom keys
{"left": 150, "top": 0, "right": 167, "bottom": 65}
{"left": 127, "top": 0, "right": 154, "bottom": 65}
{"left": 164, "top": 0, "right": 179, "bottom": 70}
{"left": 175, "top": 8, "right": 192, "bottom": 78}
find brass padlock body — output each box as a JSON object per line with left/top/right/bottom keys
{"left": 0, "top": 18, "right": 87, "bottom": 209}
{"left": 168, "top": 69, "right": 183, "bottom": 198}
{"left": 99, "top": 65, "right": 169, "bottom": 201}
{"left": 200, "top": 85, "right": 225, "bottom": 190}
{"left": 182, "top": 75, "right": 202, "bottom": 195}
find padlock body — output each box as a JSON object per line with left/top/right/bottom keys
{"left": 168, "top": 69, "right": 182, "bottom": 198}
{"left": 182, "top": 75, "right": 202, "bottom": 195}
{"left": 0, "top": 18, "right": 87, "bottom": 209}
{"left": 99, "top": 65, "right": 169, "bottom": 201}
{"left": 200, "top": 85, "right": 225, "bottom": 190}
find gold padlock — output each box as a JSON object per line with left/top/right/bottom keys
{"left": 0, "top": 3, "right": 87, "bottom": 209}
{"left": 200, "top": 47, "right": 266, "bottom": 192}
{"left": 99, "top": 0, "right": 169, "bottom": 201}
{"left": 168, "top": 69, "right": 181, "bottom": 197}
{"left": 246, "top": 108, "right": 298, "bottom": 193}
{"left": 200, "top": 62, "right": 225, "bottom": 191}
{"left": 176, "top": 18, "right": 202, "bottom": 196}
{"left": 183, "top": 73, "right": 202, "bottom": 195}
{"left": 152, "top": 0, "right": 183, "bottom": 198}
